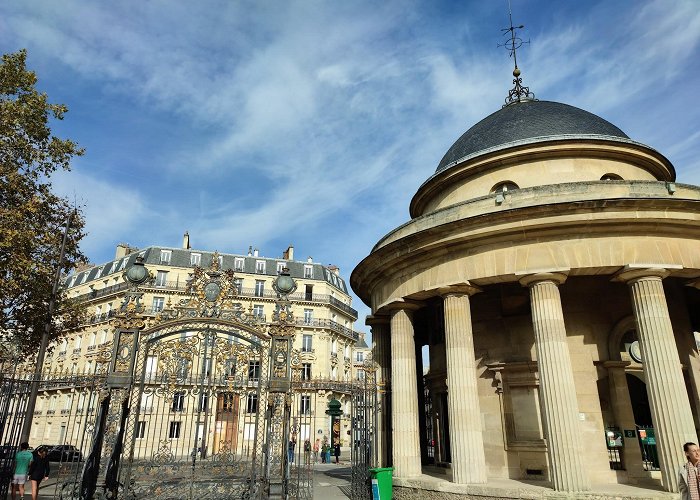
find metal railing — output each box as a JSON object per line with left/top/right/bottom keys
{"left": 74, "top": 279, "right": 358, "bottom": 318}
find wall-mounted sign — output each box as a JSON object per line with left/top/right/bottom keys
{"left": 624, "top": 429, "right": 636, "bottom": 438}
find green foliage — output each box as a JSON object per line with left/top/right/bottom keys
{"left": 0, "top": 49, "right": 87, "bottom": 357}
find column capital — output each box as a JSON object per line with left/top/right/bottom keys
{"left": 518, "top": 271, "right": 568, "bottom": 288}
{"left": 437, "top": 282, "right": 482, "bottom": 298}
{"left": 612, "top": 265, "right": 676, "bottom": 284}
{"left": 383, "top": 298, "right": 423, "bottom": 312}
{"left": 365, "top": 315, "right": 390, "bottom": 327}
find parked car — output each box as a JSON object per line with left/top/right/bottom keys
{"left": 39, "top": 444, "right": 83, "bottom": 462}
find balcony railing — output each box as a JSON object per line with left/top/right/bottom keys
{"left": 74, "top": 279, "right": 358, "bottom": 319}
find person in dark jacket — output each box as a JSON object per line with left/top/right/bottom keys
{"left": 29, "top": 447, "right": 50, "bottom": 500}
{"left": 334, "top": 442, "right": 341, "bottom": 464}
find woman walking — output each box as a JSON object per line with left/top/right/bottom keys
{"left": 29, "top": 446, "right": 50, "bottom": 500}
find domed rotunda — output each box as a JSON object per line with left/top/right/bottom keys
{"left": 351, "top": 83, "right": 700, "bottom": 497}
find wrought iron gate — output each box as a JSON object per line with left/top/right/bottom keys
{"left": 118, "top": 322, "right": 270, "bottom": 498}
{"left": 350, "top": 357, "right": 378, "bottom": 499}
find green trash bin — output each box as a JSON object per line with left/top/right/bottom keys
{"left": 369, "top": 467, "right": 393, "bottom": 500}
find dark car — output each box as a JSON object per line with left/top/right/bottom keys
{"left": 39, "top": 444, "right": 83, "bottom": 462}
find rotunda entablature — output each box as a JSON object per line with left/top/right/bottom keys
{"left": 351, "top": 181, "right": 700, "bottom": 312}
{"left": 410, "top": 139, "right": 676, "bottom": 218}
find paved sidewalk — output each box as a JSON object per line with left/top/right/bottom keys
{"left": 313, "top": 462, "right": 351, "bottom": 499}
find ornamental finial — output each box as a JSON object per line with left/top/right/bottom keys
{"left": 499, "top": 0, "right": 536, "bottom": 106}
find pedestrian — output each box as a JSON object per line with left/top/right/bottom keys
{"left": 11, "top": 442, "right": 33, "bottom": 500}
{"left": 325, "top": 442, "right": 331, "bottom": 464}
{"left": 287, "top": 438, "right": 296, "bottom": 464}
{"left": 313, "top": 438, "right": 320, "bottom": 463}
{"left": 321, "top": 441, "right": 327, "bottom": 463}
{"left": 679, "top": 441, "right": 700, "bottom": 500}
{"left": 303, "top": 439, "right": 311, "bottom": 464}
{"left": 334, "top": 441, "right": 341, "bottom": 464}
{"left": 28, "top": 446, "right": 50, "bottom": 500}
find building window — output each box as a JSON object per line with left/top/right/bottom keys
{"left": 302, "top": 334, "right": 312, "bottom": 352}
{"left": 301, "top": 363, "right": 311, "bottom": 381}
{"left": 356, "top": 352, "right": 364, "bottom": 362}
{"left": 145, "top": 356, "right": 158, "bottom": 377}
{"left": 356, "top": 369, "right": 365, "bottom": 381}
{"left": 277, "top": 262, "right": 285, "bottom": 274}
{"left": 168, "top": 421, "right": 181, "bottom": 439}
{"left": 246, "top": 393, "right": 258, "bottom": 413}
{"left": 191, "top": 253, "right": 201, "bottom": 266}
{"left": 304, "top": 265, "right": 313, "bottom": 279}
{"left": 160, "top": 250, "right": 172, "bottom": 264}
{"left": 255, "top": 280, "right": 265, "bottom": 297}
{"left": 172, "top": 391, "right": 185, "bottom": 411}
{"left": 331, "top": 367, "right": 337, "bottom": 381}
{"left": 491, "top": 181, "right": 519, "bottom": 194}
{"left": 155, "top": 270, "right": 168, "bottom": 287}
{"left": 234, "top": 258, "right": 244, "bottom": 272}
{"left": 305, "top": 284, "right": 313, "bottom": 301}
{"left": 234, "top": 278, "right": 242, "bottom": 294}
{"left": 300, "top": 395, "right": 311, "bottom": 415}
{"left": 198, "top": 393, "right": 209, "bottom": 412}
{"left": 136, "top": 421, "right": 146, "bottom": 439}
{"left": 331, "top": 339, "right": 337, "bottom": 354}
{"left": 255, "top": 260, "right": 265, "bottom": 274}
{"left": 253, "top": 304, "right": 264, "bottom": 319}
{"left": 248, "top": 360, "right": 260, "bottom": 381}
{"left": 152, "top": 297, "right": 165, "bottom": 313}
{"left": 303, "top": 309, "right": 313, "bottom": 324}
{"left": 601, "top": 173, "right": 623, "bottom": 181}
{"left": 344, "top": 344, "right": 350, "bottom": 358}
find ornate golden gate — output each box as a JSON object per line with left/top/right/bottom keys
{"left": 57, "top": 255, "right": 312, "bottom": 499}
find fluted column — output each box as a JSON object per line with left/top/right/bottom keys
{"left": 441, "top": 287, "right": 487, "bottom": 484}
{"left": 616, "top": 267, "right": 697, "bottom": 492}
{"left": 367, "top": 315, "right": 391, "bottom": 467}
{"left": 390, "top": 303, "right": 422, "bottom": 478}
{"left": 520, "top": 272, "right": 590, "bottom": 492}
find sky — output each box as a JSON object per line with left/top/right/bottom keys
{"left": 2, "top": 0, "right": 699, "bottom": 334}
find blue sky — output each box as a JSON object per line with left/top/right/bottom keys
{"left": 2, "top": 0, "right": 699, "bottom": 331}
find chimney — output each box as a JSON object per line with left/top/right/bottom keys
{"left": 282, "top": 244, "right": 294, "bottom": 261}
{"left": 307, "top": 256, "right": 313, "bottom": 263}
{"left": 253, "top": 248, "right": 259, "bottom": 257}
{"left": 115, "top": 243, "right": 135, "bottom": 259}
{"left": 328, "top": 265, "right": 340, "bottom": 275}
{"left": 248, "top": 246, "right": 253, "bottom": 256}
{"left": 182, "top": 231, "right": 190, "bottom": 249}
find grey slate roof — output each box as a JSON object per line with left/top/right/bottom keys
{"left": 66, "top": 247, "right": 349, "bottom": 294}
{"left": 435, "top": 100, "right": 629, "bottom": 173}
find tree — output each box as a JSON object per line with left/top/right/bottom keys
{"left": 0, "top": 49, "right": 87, "bottom": 358}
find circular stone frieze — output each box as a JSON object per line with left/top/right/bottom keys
{"left": 204, "top": 281, "right": 222, "bottom": 302}
{"left": 275, "top": 274, "right": 295, "bottom": 294}
{"left": 629, "top": 341, "right": 643, "bottom": 363}
{"left": 125, "top": 260, "right": 149, "bottom": 284}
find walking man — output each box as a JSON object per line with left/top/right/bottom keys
{"left": 679, "top": 442, "right": 700, "bottom": 500}
{"left": 11, "top": 442, "right": 33, "bottom": 500}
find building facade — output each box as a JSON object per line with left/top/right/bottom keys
{"left": 28, "top": 239, "right": 363, "bottom": 460}
{"left": 351, "top": 97, "right": 700, "bottom": 497}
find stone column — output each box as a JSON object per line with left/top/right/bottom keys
{"left": 602, "top": 361, "right": 646, "bottom": 481}
{"left": 520, "top": 272, "right": 590, "bottom": 492}
{"left": 367, "top": 315, "right": 391, "bottom": 467}
{"left": 684, "top": 280, "right": 700, "bottom": 431}
{"left": 390, "top": 303, "right": 422, "bottom": 478}
{"left": 441, "top": 286, "right": 487, "bottom": 484}
{"left": 616, "top": 267, "right": 697, "bottom": 492}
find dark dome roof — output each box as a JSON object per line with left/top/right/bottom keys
{"left": 436, "top": 100, "right": 629, "bottom": 173}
